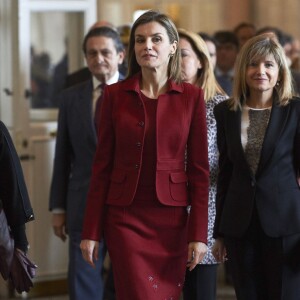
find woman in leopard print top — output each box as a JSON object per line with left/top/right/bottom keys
{"left": 178, "top": 28, "right": 228, "bottom": 300}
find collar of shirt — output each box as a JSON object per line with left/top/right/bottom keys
{"left": 92, "top": 71, "right": 120, "bottom": 90}
{"left": 215, "top": 67, "right": 234, "bottom": 78}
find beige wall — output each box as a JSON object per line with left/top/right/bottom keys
{"left": 97, "top": 0, "right": 300, "bottom": 38}
{"left": 253, "top": 0, "right": 300, "bottom": 38}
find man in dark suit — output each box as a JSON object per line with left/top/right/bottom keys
{"left": 64, "top": 20, "right": 119, "bottom": 89}
{"left": 214, "top": 31, "right": 239, "bottom": 96}
{"left": 49, "top": 26, "right": 125, "bottom": 300}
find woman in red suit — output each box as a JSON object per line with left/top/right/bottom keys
{"left": 80, "top": 10, "right": 209, "bottom": 300}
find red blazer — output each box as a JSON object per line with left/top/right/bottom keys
{"left": 82, "top": 73, "right": 209, "bottom": 243}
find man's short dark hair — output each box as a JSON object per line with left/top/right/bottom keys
{"left": 198, "top": 32, "right": 217, "bottom": 46}
{"left": 233, "top": 22, "right": 256, "bottom": 35}
{"left": 213, "top": 31, "right": 239, "bottom": 48}
{"left": 82, "top": 26, "right": 124, "bottom": 54}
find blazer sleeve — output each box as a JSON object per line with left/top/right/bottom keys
{"left": 0, "top": 122, "right": 34, "bottom": 225}
{"left": 213, "top": 102, "right": 233, "bottom": 238}
{"left": 0, "top": 121, "right": 34, "bottom": 251}
{"left": 81, "top": 86, "right": 115, "bottom": 241}
{"left": 49, "top": 93, "right": 72, "bottom": 211}
{"left": 186, "top": 87, "right": 210, "bottom": 243}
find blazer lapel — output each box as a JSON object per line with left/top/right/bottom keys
{"left": 256, "top": 102, "right": 290, "bottom": 176}
{"left": 74, "top": 80, "right": 96, "bottom": 140}
{"left": 227, "top": 108, "right": 254, "bottom": 176}
{"left": 226, "top": 106, "right": 254, "bottom": 179}
{"left": 78, "top": 75, "right": 124, "bottom": 140}
{"left": 228, "top": 109, "right": 243, "bottom": 152}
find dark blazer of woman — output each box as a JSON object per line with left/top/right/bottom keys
{"left": 0, "top": 121, "right": 34, "bottom": 250}
{"left": 213, "top": 97, "right": 300, "bottom": 239}
{"left": 82, "top": 72, "right": 209, "bottom": 243}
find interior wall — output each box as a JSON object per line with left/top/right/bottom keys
{"left": 97, "top": 0, "right": 300, "bottom": 39}
{"left": 253, "top": 0, "right": 300, "bottom": 38}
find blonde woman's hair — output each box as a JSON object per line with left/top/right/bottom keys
{"left": 127, "top": 10, "right": 181, "bottom": 83}
{"left": 230, "top": 33, "right": 294, "bottom": 110}
{"left": 178, "top": 28, "right": 226, "bottom": 101}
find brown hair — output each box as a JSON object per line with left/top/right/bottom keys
{"left": 126, "top": 10, "right": 181, "bottom": 83}
{"left": 230, "top": 33, "right": 294, "bottom": 110}
{"left": 82, "top": 26, "right": 124, "bottom": 55}
{"left": 178, "top": 28, "right": 226, "bottom": 101}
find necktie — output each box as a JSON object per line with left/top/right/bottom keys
{"left": 94, "top": 83, "right": 106, "bottom": 131}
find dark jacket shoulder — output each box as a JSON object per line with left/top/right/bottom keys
{"left": 213, "top": 98, "right": 232, "bottom": 117}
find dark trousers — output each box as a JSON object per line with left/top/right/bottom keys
{"left": 224, "top": 210, "right": 300, "bottom": 300}
{"left": 183, "top": 264, "right": 218, "bottom": 300}
{"left": 103, "top": 263, "right": 116, "bottom": 300}
{"left": 68, "top": 231, "right": 106, "bottom": 300}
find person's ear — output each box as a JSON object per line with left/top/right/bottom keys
{"left": 118, "top": 50, "right": 125, "bottom": 64}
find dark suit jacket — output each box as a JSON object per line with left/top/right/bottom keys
{"left": 82, "top": 73, "right": 210, "bottom": 243}
{"left": 213, "top": 97, "right": 300, "bottom": 239}
{"left": 49, "top": 74, "right": 124, "bottom": 233}
{"left": 0, "top": 121, "right": 34, "bottom": 250}
{"left": 215, "top": 73, "right": 233, "bottom": 97}
{"left": 65, "top": 66, "right": 127, "bottom": 89}
{"left": 0, "top": 121, "right": 34, "bottom": 226}
{"left": 64, "top": 67, "right": 91, "bottom": 89}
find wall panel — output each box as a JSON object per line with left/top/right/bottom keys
{"left": 97, "top": 0, "right": 300, "bottom": 39}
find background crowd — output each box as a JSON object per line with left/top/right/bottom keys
{"left": 30, "top": 20, "right": 300, "bottom": 109}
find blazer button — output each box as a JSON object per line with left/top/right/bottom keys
{"left": 136, "top": 142, "right": 142, "bottom": 147}
{"left": 28, "top": 214, "right": 34, "bottom": 221}
{"left": 135, "top": 164, "right": 140, "bottom": 169}
{"left": 138, "top": 121, "right": 144, "bottom": 127}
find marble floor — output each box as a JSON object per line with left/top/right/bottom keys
{"left": 8, "top": 285, "right": 236, "bottom": 300}
{"left": 5, "top": 265, "right": 236, "bottom": 300}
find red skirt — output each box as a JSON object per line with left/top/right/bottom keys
{"left": 104, "top": 189, "right": 188, "bottom": 300}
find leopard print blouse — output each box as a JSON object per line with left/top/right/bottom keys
{"left": 201, "top": 93, "right": 228, "bottom": 265}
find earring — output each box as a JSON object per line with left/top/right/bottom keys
{"left": 276, "top": 81, "right": 280, "bottom": 86}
